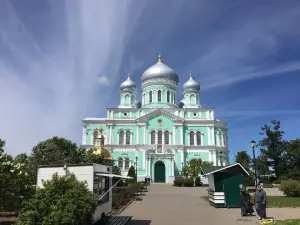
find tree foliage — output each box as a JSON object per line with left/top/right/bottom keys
{"left": 30, "top": 137, "right": 87, "bottom": 167}
{"left": 235, "top": 151, "right": 251, "bottom": 171}
{"left": 181, "top": 159, "right": 214, "bottom": 185}
{"left": 284, "top": 139, "right": 300, "bottom": 179}
{"left": 18, "top": 174, "right": 96, "bottom": 225}
{"left": 0, "top": 140, "right": 33, "bottom": 211}
{"left": 259, "top": 120, "right": 287, "bottom": 178}
{"left": 127, "top": 166, "right": 136, "bottom": 181}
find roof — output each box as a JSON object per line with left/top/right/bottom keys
{"left": 201, "top": 163, "right": 249, "bottom": 176}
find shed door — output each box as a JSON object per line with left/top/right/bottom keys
{"left": 223, "top": 174, "right": 245, "bottom": 208}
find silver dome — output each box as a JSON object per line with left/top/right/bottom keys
{"left": 135, "top": 100, "right": 141, "bottom": 108}
{"left": 120, "top": 74, "right": 136, "bottom": 89}
{"left": 141, "top": 55, "right": 179, "bottom": 83}
{"left": 183, "top": 73, "right": 200, "bottom": 91}
{"left": 178, "top": 99, "right": 185, "bottom": 108}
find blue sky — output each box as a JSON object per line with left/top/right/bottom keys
{"left": 1, "top": 0, "right": 300, "bottom": 161}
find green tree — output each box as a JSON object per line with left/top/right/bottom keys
{"left": 127, "top": 166, "right": 136, "bottom": 182}
{"left": 30, "top": 137, "right": 87, "bottom": 166}
{"left": 0, "top": 143, "right": 31, "bottom": 211}
{"left": 112, "top": 166, "right": 122, "bottom": 185}
{"left": 235, "top": 151, "right": 251, "bottom": 171}
{"left": 285, "top": 139, "right": 300, "bottom": 179}
{"left": 253, "top": 153, "right": 270, "bottom": 177}
{"left": 0, "top": 139, "right": 5, "bottom": 153}
{"left": 18, "top": 174, "right": 96, "bottom": 225}
{"left": 186, "top": 158, "right": 202, "bottom": 186}
{"left": 259, "top": 120, "right": 287, "bottom": 178}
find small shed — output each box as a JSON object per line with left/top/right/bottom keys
{"left": 201, "top": 163, "right": 249, "bottom": 208}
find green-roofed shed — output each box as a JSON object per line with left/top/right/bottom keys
{"left": 201, "top": 163, "right": 249, "bottom": 208}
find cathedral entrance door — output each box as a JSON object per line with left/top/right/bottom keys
{"left": 154, "top": 161, "right": 165, "bottom": 183}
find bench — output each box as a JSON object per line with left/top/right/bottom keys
{"left": 106, "top": 216, "right": 132, "bottom": 225}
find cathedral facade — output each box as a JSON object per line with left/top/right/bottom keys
{"left": 81, "top": 55, "right": 228, "bottom": 183}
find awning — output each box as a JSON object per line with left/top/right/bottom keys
{"left": 201, "top": 163, "right": 249, "bottom": 176}
{"left": 95, "top": 173, "right": 134, "bottom": 179}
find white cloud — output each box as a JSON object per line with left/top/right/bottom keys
{"left": 97, "top": 76, "right": 110, "bottom": 86}
{"left": 0, "top": 0, "right": 147, "bottom": 156}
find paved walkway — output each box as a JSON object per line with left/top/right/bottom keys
{"left": 120, "top": 184, "right": 300, "bottom": 225}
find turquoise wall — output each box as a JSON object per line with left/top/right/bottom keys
{"left": 183, "top": 126, "right": 208, "bottom": 145}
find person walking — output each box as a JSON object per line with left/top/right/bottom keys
{"left": 254, "top": 185, "right": 267, "bottom": 220}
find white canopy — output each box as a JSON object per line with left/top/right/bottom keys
{"left": 95, "top": 173, "right": 134, "bottom": 179}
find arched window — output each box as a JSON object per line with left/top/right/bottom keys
{"left": 165, "top": 131, "right": 169, "bottom": 144}
{"left": 196, "top": 131, "right": 201, "bottom": 145}
{"left": 151, "top": 131, "right": 156, "bottom": 144}
{"left": 158, "top": 131, "right": 162, "bottom": 144}
{"left": 190, "top": 131, "right": 194, "bottom": 146}
{"left": 158, "top": 90, "right": 161, "bottom": 102}
{"left": 149, "top": 91, "right": 152, "bottom": 103}
{"left": 125, "top": 131, "right": 131, "bottom": 145}
{"left": 167, "top": 91, "right": 170, "bottom": 102}
{"left": 125, "top": 158, "right": 130, "bottom": 169}
{"left": 118, "top": 158, "right": 123, "bottom": 168}
{"left": 93, "top": 131, "right": 98, "bottom": 145}
{"left": 125, "top": 94, "right": 130, "bottom": 105}
{"left": 119, "top": 131, "right": 124, "bottom": 145}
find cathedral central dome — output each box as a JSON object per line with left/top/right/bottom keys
{"left": 141, "top": 55, "right": 179, "bottom": 84}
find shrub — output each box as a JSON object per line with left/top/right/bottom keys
{"left": 279, "top": 180, "right": 300, "bottom": 197}
{"left": 273, "top": 180, "right": 281, "bottom": 184}
{"left": 18, "top": 174, "right": 96, "bottom": 225}
{"left": 183, "top": 178, "right": 194, "bottom": 187}
{"left": 173, "top": 177, "right": 184, "bottom": 187}
{"left": 245, "top": 176, "right": 255, "bottom": 186}
{"left": 195, "top": 177, "right": 203, "bottom": 186}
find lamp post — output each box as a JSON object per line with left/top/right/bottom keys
{"left": 250, "top": 140, "right": 258, "bottom": 190}
{"left": 135, "top": 156, "right": 138, "bottom": 182}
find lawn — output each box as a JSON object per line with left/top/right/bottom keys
{"left": 275, "top": 220, "right": 300, "bottom": 225}
{"left": 200, "top": 196, "right": 300, "bottom": 208}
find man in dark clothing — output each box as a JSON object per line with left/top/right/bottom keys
{"left": 254, "top": 185, "right": 267, "bottom": 220}
{"left": 239, "top": 184, "right": 253, "bottom": 216}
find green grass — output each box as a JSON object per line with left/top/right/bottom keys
{"left": 275, "top": 220, "right": 300, "bottom": 225}
{"left": 200, "top": 196, "right": 300, "bottom": 208}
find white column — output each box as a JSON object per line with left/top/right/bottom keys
{"left": 112, "top": 110, "right": 114, "bottom": 119}
{"left": 171, "top": 158, "right": 174, "bottom": 176}
{"left": 208, "top": 127, "right": 211, "bottom": 145}
{"left": 181, "top": 150, "right": 184, "bottom": 165}
{"left": 173, "top": 126, "right": 176, "bottom": 144}
{"left": 144, "top": 126, "right": 146, "bottom": 144}
{"left": 155, "top": 131, "right": 158, "bottom": 144}
{"left": 107, "top": 111, "right": 109, "bottom": 118}
{"left": 137, "top": 126, "right": 139, "bottom": 144}
{"left": 130, "top": 132, "right": 133, "bottom": 145}
{"left": 181, "top": 127, "right": 184, "bottom": 145}
{"left": 169, "top": 160, "right": 172, "bottom": 176}
{"left": 82, "top": 126, "right": 86, "bottom": 145}
{"left": 143, "top": 151, "right": 146, "bottom": 169}
{"left": 211, "top": 110, "right": 214, "bottom": 120}
{"left": 208, "top": 150, "right": 212, "bottom": 162}
{"left": 146, "top": 157, "right": 148, "bottom": 175}
{"left": 148, "top": 158, "right": 151, "bottom": 176}
{"left": 201, "top": 133, "right": 204, "bottom": 146}
{"left": 206, "top": 110, "right": 209, "bottom": 119}
{"left": 109, "top": 126, "right": 113, "bottom": 144}
{"left": 162, "top": 131, "right": 165, "bottom": 144}
{"left": 213, "top": 151, "right": 217, "bottom": 166}
{"left": 212, "top": 127, "right": 215, "bottom": 145}
{"left": 122, "top": 158, "right": 125, "bottom": 170}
